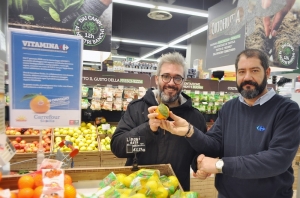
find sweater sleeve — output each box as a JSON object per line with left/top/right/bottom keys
{"left": 110, "top": 102, "right": 157, "bottom": 158}
{"left": 189, "top": 117, "right": 223, "bottom": 172}
{"left": 223, "top": 101, "right": 300, "bottom": 179}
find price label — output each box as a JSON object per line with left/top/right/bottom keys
{"left": 102, "top": 123, "right": 110, "bottom": 130}
{"left": 126, "top": 136, "right": 145, "bottom": 153}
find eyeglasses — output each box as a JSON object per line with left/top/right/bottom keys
{"left": 160, "top": 74, "right": 184, "bottom": 85}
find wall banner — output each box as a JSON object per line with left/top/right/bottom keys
{"left": 206, "top": 0, "right": 300, "bottom": 70}
{"left": 8, "top": 0, "right": 112, "bottom": 53}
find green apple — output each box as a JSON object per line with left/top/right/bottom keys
{"left": 75, "top": 139, "right": 81, "bottom": 144}
{"left": 78, "top": 142, "right": 85, "bottom": 147}
{"left": 65, "top": 135, "right": 71, "bottom": 140}
{"left": 105, "top": 144, "right": 111, "bottom": 150}
{"left": 81, "top": 122, "right": 86, "bottom": 127}
{"left": 54, "top": 128, "right": 60, "bottom": 132}
{"left": 101, "top": 145, "right": 107, "bottom": 151}
{"left": 73, "top": 132, "right": 79, "bottom": 138}
{"left": 86, "top": 139, "right": 92, "bottom": 144}
{"left": 80, "top": 146, "right": 87, "bottom": 151}
{"left": 87, "top": 147, "right": 93, "bottom": 151}
{"left": 70, "top": 137, "right": 76, "bottom": 142}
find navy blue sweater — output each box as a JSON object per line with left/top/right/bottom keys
{"left": 190, "top": 94, "right": 300, "bottom": 198}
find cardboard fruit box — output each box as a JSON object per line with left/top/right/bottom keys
{"left": 0, "top": 164, "right": 183, "bottom": 191}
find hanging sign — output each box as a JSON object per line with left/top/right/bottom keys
{"left": 9, "top": 28, "right": 83, "bottom": 128}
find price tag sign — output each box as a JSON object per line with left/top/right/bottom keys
{"left": 126, "top": 136, "right": 145, "bottom": 153}
{"left": 102, "top": 124, "right": 110, "bottom": 130}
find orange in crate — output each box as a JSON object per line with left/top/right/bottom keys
{"left": 64, "top": 174, "right": 72, "bottom": 185}
{"left": 18, "top": 188, "right": 34, "bottom": 198}
{"left": 18, "top": 175, "right": 35, "bottom": 189}
{"left": 64, "top": 184, "right": 76, "bottom": 198}
{"left": 10, "top": 192, "right": 17, "bottom": 198}
{"left": 33, "top": 186, "right": 43, "bottom": 198}
{"left": 33, "top": 173, "right": 43, "bottom": 187}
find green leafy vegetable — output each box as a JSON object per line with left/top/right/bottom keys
{"left": 38, "top": 0, "right": 84, "bottom": 22}
{"left": 19, "top": 14, "right": 34, "bottom": 21}
{"left": 9, "top": 0, "right": 29, "bottom": 13}
{"left": 49, "top": 7, "right": 60, "bottom": 22}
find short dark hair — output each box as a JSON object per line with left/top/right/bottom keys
{"left": 235, "top": 49, "right": 270, "bottom": 71}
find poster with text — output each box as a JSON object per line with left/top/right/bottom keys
{"left": 8, "top": 0, "right": 112, "bottom": 52}
{"left": 206, "top": 0, "right": 245, "bottom": 69}
{"left": 9, "top": 28, "right": 83, "bottom": 128}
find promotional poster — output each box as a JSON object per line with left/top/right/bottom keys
{"left": 9, "top": 29, "right": 83, "bottom": 127}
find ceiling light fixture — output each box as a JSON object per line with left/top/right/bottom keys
{"left": 157, "top": 6, "right": 208, "bottom": 17}
{"left": 113, "top": 0, "right": 208, "bottom": 18}
{"left": 111, "top": 37, "right": 187, "bottom": 49}
{"left": 141, "top": 46, "right": 169, "bottom": 60}
{"left": 134, "top": 24, "right": 208, "bottom": 62}
{"left": 113, "top": 0, "right": 155, "bottom": 9}
{"left": 121, "top": 39, "right": 165, "bottom": 47}
{"left": 169, "top": 24, "right": 208, "bottom": 46}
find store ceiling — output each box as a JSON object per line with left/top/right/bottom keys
{"left": 111, "top": 0, "right": 222, "bottom": 60}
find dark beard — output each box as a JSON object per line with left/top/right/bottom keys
{"left": 237, "top": 76, "right": 267, "bottom": 99}
{"left": 159, "top": 85, "right": 181, "bottom": 104}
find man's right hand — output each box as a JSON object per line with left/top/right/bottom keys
{"left": 148, "top": 106, "right": 162, "bottom": 132}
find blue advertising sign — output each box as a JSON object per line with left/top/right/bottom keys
{"left": 9, "top": 28, "right": 83, "bottom": 127}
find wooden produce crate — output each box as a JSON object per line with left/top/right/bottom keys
{"left": 70, "top": 151, "right": 101, "bottom": 168}
{"left": 51, "top": 127, "right": 101, "bottom": 168}
{"left": 292, "top": 147, "right": 300, "bottom": 190}
{"left": 0, "top": 164, "right": 183, "bottom": 191}
{"left": 8, "top": 134, "right": 52, "bottom": 171}
{"left": 99, "top": 136, "right": 126, "bottom": 167}
{"left": 100, "top": 150, "right": 127, "bottom": 167}
{"left": 190, "top": 175, "right": 218, "bottom": 198}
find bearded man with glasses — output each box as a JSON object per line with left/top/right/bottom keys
{"left": 111, "top": 52, "right": 207, "bottom": 191}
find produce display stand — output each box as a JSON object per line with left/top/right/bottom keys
{"left": 100, "top": 150, "right": 127, "bottom": 167}
{"left": 8, "top": 135, "right": 52, "bottom": 171}
{"left": 0, "top": 164, "right": 183, "bottom": 191}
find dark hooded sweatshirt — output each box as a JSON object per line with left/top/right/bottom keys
{"left": 111, "top": 88, "right": 207, "bottom": 190}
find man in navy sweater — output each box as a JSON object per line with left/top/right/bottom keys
{"left": 154, "top": 49, "right": 300, "bottom": 198}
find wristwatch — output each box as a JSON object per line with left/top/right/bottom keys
{"left": 216, "top": 159, "right": 224, "bottom": 173}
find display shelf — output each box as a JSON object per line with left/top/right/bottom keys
{"left": 0, "top": 164, "right": 181, "bottom": 191}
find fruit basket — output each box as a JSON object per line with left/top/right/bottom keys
{"left": 190, "top": 175, "right": 217, "bottom": 198}
{"left": 0, "top": 164, "right": 183, "bottom": 191}
{"left": 51, "top": 127, "right": 101, "bottom": 168}
{"left": 8, "top": 133, "right": 53, "bottom": 171}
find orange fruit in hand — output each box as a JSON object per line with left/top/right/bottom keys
{"left": 33, "top": 173, "right": 43, "bottom": 188}
{"left": 18, "top": 175, "right": 35, "bottom": 189}
{"left": 64, "top": 184, "right": 76, "bottom": 198}
{"left": 33, "top": 186, "right": 43, "bottom": 198}
{"left": 64, "top": 174, "right": 72, "bottom": 185}
{"left": 18, "top": 188, "right": 34, "bottom": 198}
{"left": 30, "top": 94, "right": 50, "bottom": 113}
{"left": 155, "top": 103, "right": 169, "bottom": 120}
